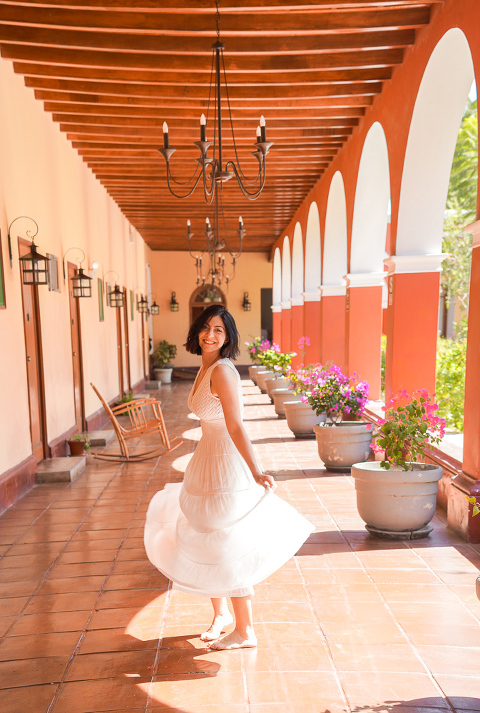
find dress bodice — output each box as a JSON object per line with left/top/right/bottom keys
{"left": 188, "top": 358, "right": 243, "bottom": 422}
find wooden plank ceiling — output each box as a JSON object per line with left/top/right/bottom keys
{"left": 0, "top": 1, "right": 442, "bottom": 252}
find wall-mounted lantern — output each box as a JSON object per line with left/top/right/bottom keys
{"left": 104, "top": 271, "right": 124, "bottom": 308}
{"left": 63, "top": 247, "right": 94, "bottom": 298}
{"left": 170, "top": 291, "right": 179, "bottom": 312}
{"left": 137, "top": 294, "right": 149, "bottom": 314}
{"left": 9, "top": 216, "right": 49, "bottom": 286}
{"left": 242, "top": 292, "right": 252, "bottom": 311}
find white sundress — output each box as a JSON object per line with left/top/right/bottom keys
{"left": 144, "top": 357, "right": 314, "bottom": 598}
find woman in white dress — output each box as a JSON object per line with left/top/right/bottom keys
{"left": 144, "top": 305, "right": 314, "bottom": 650}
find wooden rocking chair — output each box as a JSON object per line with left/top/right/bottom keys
{"left": 90, "top": 383, "right": 182, "bottom": 462}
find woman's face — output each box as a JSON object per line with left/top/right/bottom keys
{"left": 198, "top": 315, "right": 228, "bottom": 356}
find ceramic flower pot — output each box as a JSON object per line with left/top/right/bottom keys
{"left": 271, "top": 388, "right": 298, "bottom": 418}
{"left": 256, "top": 370, "right": 274, "bottom": 393}
{"left": 351, "top": 461, "right": 443, "bottom": 539}
{"left": 248, "top": 365, "right": 263, "bottom": 384}
{"left": 265, "top": 375, "right": 288, "bottom": 401}
{"left": 154, "top": 367, "right": 173, "bottom": 384}
{"left": 68, "top": 440, "right": 87, "bottom": 456}
{"left": 284, "top": 400, "right": 326, "bottom": 439}
{"left": 313, "top": 421, "right": 372, "bottom": 472}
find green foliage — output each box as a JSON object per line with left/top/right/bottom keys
{"left": 441, "top": 98, "right": 477, "bottom": 335}
{"left": 120, "top": 390, "right": 134, "bottom": 403}
{"left": 154, "top": 340, "right": 177, "bottom": 367}
{"left": 435, "top": 337, "right": 467, "bottom": 432}
{"left": 74, "top": 433, "right": 91, "bottom": 452}
{"left": 465, "top": 496, "right": 480, "bottom": 517}
{"left": 259, "top": 348, "right": 296, "bottom": 376}
{"left": 380, "top": 334, "right": 387, "bottom": 396}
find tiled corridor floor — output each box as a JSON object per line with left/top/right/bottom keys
{"left": 1, "top": 380, "right": 480, "bottom": 713}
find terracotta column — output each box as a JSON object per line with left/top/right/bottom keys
{"left": 272, "top": 305, "right": 282, "bottom": 347}
{"left": 448, "top": 220, "right": 480, "bottom": 543}
{"left": 345, "top": 273, "right": 385, "bottom": 399}
{"left": 281, "top": 301, "right": 291, "bottom": 352}
{"left": 319, "top": 285, "right": 347, "bottom": 370}
{"left": 290, "top": 297, "right": 304, "bottom": 366}
{"left": 384, "top": 255, "right": 445, "bottom": 399}
{"left": 302, "top": 291, "right": 321, "bottom": 364}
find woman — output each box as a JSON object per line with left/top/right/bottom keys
{"left": 144, "top": 305, "right": 314, "bottom": 650}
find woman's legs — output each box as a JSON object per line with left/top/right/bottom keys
{"left": 200, "top": 597, "right": 233, "bottom": 642}
{"left": 209, "top": 594, "right": 257, "bottom": 650}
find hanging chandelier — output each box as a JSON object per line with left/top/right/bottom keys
{"left": 158, "top": 1, "right": 273, "bottom": 203}
{"left": 187, "top": 192, "right": 245, "bottom": 289}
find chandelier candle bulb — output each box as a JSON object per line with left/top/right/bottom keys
{"left": 260, "top": 116, "right": 267, "bottom": 142}
{"left": 200, "top": 114, "right": 207, "bottom": 142}
{"left": 256, "top": 126, "right": 261, "bottom": 139}
{"left": 239, "top": 216, "right": 243, "bottom": 228}
{"left": 163, "top": 122, "right": 169, "bottom": 149}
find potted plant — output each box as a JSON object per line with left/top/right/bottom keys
{"left": 266, "top": 349, "right": 296, "bottom": 401}
{"left": 351, "top": 389, "right": 446, "bottom": 539}
{"left": 153, "top": 340, "right": 177, "bottom": 383}
{"left": 67, "top": 433, "right": 91, "bottom": 456}
{"left": 246, "top": 337, "right": 273, "bottom": 384}
{"left": 465, "top": 494, "right": 480, "bottom": 600}
{"left": 309, "top": 364, "right": 372, "bottom": 469}
{"left": 283, "top": 363, "right": 327, "bottom": 438}
{"left": 255, "top": 342, "right": 281, "bottom": 393}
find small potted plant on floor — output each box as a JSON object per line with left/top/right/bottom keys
{"left": 310, "top": 364, "right": 372, "bottom": 469}
{"left": 67, "top": 433, "right": 91, "bottom": 456}
{"left": 153, "top": 340, "right": 177, "bottom": 383}
{"left": 351, "top": 389, "right": 446, "bottom": 539}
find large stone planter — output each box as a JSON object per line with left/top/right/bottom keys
{"left": 248, "top": 365, "right": 263, "bottom": 384}
{"left": 265, "top": 375, "right": 288, "bottom": 401}
{"left": 256, "top": 370, "right": 274, "bottom": 393}
{"left": 154, "top": 367, "right": 173, "bottom": 384}
{"left": 272, "top": 388, "right": 298, "bottom": 418}
{"left": 351, "top": 461, "right": 443, "bottom": 539}
{"left": 313, "top": 421, "right": 372, "bottom": 472}
{"left": 284, "top": 400, "right": 326, "bottom": 439}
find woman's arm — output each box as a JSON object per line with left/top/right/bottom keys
{"left": 211, "top": 365, "right": 275, "bottom": 490}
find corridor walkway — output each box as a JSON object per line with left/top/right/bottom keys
{"left": 1, "top": 380, "right": 480, "bottom": 713}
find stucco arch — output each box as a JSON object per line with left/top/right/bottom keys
{"left": 281, "top": 236, "right": 292, "bottom": 303}
{"left": 291, "top": 222, "right": 304, "bottom": 300}
{"left": 323, "top": 171, "right": 347, "bottom": 286}
{"left": 397, "top": 28, "right": 475, "bottom": 256}
{"left": 351, "top": 122, "right": 390, "bottom": 273}
{"left": 272, "top": 247, "right": 281, "bottom": 307}
{"left": 304, "top": 201, "right": 321, "bottom": 293}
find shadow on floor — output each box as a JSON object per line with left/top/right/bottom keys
{"left": 351, "top": 698, "right": 480, "bottom": 713}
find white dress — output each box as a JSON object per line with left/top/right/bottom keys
{"left": 144, "top": 358, "right": 314, "bottom": 598}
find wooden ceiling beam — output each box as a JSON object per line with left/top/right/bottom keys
{"left": 54, "top": 114, "right": 360, "bottom": 128}
{"left": 0, "top": 6, "right": 430, "bottom": 33}
{"left": 0, "top": 26, "right": 416, "bottom": 54}
{"left": 3, "top": 45, "right": 405, "bottom": 72}
{"left": 1, "top": 1, "right": 444, "bottom": 10}
{"left": 60, "top": 124, "right": 353, "bottom": 138}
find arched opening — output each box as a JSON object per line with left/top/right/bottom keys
{"left": 189, "top": 284, "right": 226, "bottom": 325}
{"left": 281, "top": 236, "right": 291, "bottom": 304}
{"left": 323, "top": 171, "right": 347, "bottom": 287}
{"left": 291, "top": 223, "right": 304, "bottom": 301}
{"left": 272, "top": 247, "right": 282, "bottom": 308}
{"left": 304, "top": 201, "right": 321, "bottom": 295}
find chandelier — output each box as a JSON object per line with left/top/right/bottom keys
{"left": 187, "top": 191, "right": 245, "bottom": 289}
{"left": 158, "top": 1, "right": 273, "bottom": 203}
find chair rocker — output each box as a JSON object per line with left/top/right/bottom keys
{"left": 90, "top": 383, "right": 182, "bottom": 462}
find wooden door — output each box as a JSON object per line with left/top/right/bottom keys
{"left": 19, "top": 238, "right": 47, "bottom": 462}
{"left": 116, "top": 305, "right": 124, "bottom": 398}
{"left": 67, "top": 262, "right": 85, "bottom": 430}
{"left": 122, "top": 288, "right": 131, "bottom": 393}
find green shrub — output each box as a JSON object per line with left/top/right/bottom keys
{"left": 380, "top": 334, "right": 387, "bottom": 397}
{"left": 436, "top": 337, "right": 467, "bottom": 432}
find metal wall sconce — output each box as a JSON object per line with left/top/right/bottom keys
{"left": 137, "top": 294, "right": 149, "bottom": 314}
{"left": 170, "top": 292, "right": 179, "bottom": 312}
{"left": 242, "top": 292, "right": 252, "bottom": 311}
{"left": 146, "top": 293, "right": 160, "bottom": 315}
{"left": 63, "top": 247, "right": 93, "bottom": 298}
{"left": 9, "top": 216, "right": 49, "bottom": 285}
{"left": 104, "top": 271, "right": 124, "bottom": 308}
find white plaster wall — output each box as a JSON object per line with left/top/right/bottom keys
{"left": 397, "top": 29, "right": 475, "bottom": 256}
{"left": 351, "top": 122, "right": 390, "bottom": 273}
{"left": 291, "top": 223, "right": 304, "bottom": 299}
{"left": 272, "top": 247, "right": 281, "bottom": 306}
{"left": 0, "top": 59, "right": 148, "bottom": 473}
{"left": 281, "top": 236, "right": 291, "bottom": 302}
{"left": 323, "top": 171, "right": 348, "bottom": 285}
{"left": 305, "top": 201, "right": 321, "bottom": 292}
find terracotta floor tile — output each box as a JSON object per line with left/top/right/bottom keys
{"left": 8, "top": 609, "right": 91, "bottom": 637}
{"left": 330, "top": 642, "right": 426, "bottom": 673}
{"left": 155, "top": 646, "right": 242, "bottom": 675}
{"left": 0, "top": 580, "right": 39, "bottom": 599}
{"left": 51, "top": 677, "right": 147, "bottom": 712}
{"left": 46, "top": 562, "right": 113, "bottom": 579}
{"left": 313, "top": 600, "right": 395, "bottom": 624}
{"left": 104, "top": 573, "right": 169, "bottom": 591}
{"left": 56, "top": 549, "right": 119, "bottom": 565}
{"left": 96, "top": 588, "right": 167, "bottom": 610}
{"left": 320, "top": 620, "right": 406, "bottom": 645}
{"left": 416, "top": 646, "right": 480, "bottom": 676}
{"left": 78, "top": 627, "right": 158, "bottom": 655}
{"left": 433, "top": 675, "right": 480, "bottom": 710}
{"left": 0, "top": 596, "right": 29, "bottom": 616}
{"left": 36, "top": 575, "right": 106, "bottom": 595}
{"left": 65, "top": 649, "right": 155, "bottom": 681}
{"left": 0, "top": 655, "right": 70, "bottom": 688}
{"left": 149, "top": 672, "right": 246, "bottom": 706}
{"left": 0, "top": 616, "right": 16, "bottom": 637}
{"left": 88, "top": 606, "right": 163, "bottom": 632}
{"left": 2, "top": 683, "right": 58, "bottom": 713}
{"left": 339, "top": 670, "right": 450, "bottom": 708}
{"left": 24, "top": 591, "right": 99, "bottom": 614}
{"left": 0, "top": 631, "right": 81, "bottom": 661}
{"left": 401, "top": 622, "right": 480, "bottom": 647}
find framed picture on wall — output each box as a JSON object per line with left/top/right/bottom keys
{"left": 0, "top": 229, "right": 6, "bottom": 309}
{"left": 98, "top": 278, "right": 104, "bottom": 321}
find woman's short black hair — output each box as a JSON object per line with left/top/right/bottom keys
{"left": 184, "top": 305, "right": 240, "bottom": 359}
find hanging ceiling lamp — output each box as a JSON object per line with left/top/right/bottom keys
{"left": 187, "top": 210, "right": 244, "bottom": 290}
{"left": 158, "top": 0, "right": 273, "bottom": 203}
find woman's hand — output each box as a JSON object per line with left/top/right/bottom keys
{"left": 253, "top": 472, "right": 276, "bottom": 491}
